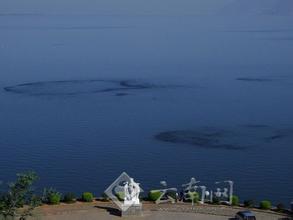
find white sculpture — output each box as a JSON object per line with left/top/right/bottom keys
{"left": 214, "top": 180, "right": 234, "bottom": 205}
{"left": 123, "top": 178, "right": 140, "bottom": 206}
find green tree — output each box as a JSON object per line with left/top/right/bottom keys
{"left": 0, "top": 171, "right": 41, "bottom": 220}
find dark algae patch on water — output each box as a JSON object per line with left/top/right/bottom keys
{"left": 155, "top": 125, "right": 293, "bottom": 150}
{"left": 236, "top": 77, "right": 274, "bottom": 82}
{"left": 155, "top": 129, "right": 245, "bottom": 150}
{"left": 4, "top": 79, "right": 183, "bottom": 97}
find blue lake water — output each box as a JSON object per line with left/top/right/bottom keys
{"left": 0, "top": 13, "right": 293, "bottom": 205}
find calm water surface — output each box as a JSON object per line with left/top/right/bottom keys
{"left": 0, "top": 14, "right": 293, "bottom": 205}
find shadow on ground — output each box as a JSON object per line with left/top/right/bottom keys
{"left": 95, "top": 205, "right": 121, "bottom": 217}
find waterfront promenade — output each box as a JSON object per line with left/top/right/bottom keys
{"left": 34, "top": 201, "right": 291, "bottom": 220}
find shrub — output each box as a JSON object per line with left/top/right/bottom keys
{"left": 63, "top": 193, "right": 76, "bottom": 204}
{"left": 260, "top": 200, "right": 272, "bottom": 210}
{"left": 82, "top": 192, "right": 94, "bottom": 202}
{"left": 42, "top": 188, "right": 62, "bottom": 205}
{"left": 186, "top": 192, "right": 199, "bottom": 204}
{"left": 212, "top": 197, "right": 220, "bottom": 205}
{"left": 49, "top": 194, "right": 61, "bottom": 205}
{"left": 148, "top": 190, "right": 162, "bottom": 201}
{"left": 0, "top": 171, "right": 41, "bottom": 219}
{"left": 244, "top": 199, "right": 255, "bottom": 208}
{"left": 232, "top": 195, "right": 239, "bottom": 206}
{"left": 166, "top": 191, "right": 177, "bottom": 202}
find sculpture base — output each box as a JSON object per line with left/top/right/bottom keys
{"left": 121, "top": 204, "right": 143, "bottom": 217}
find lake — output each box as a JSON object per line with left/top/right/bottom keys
{"left": 0, "top": 13, "right": 292, "bottom": 205}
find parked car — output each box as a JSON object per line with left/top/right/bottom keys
{"left": 235, "top": 210, "right": 256, "bottom": 220}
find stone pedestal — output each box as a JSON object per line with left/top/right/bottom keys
{"left": 121, "top": 204, "right": 143, "bottom": 217}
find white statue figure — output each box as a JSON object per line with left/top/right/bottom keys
{"left": 222, "top": 188, "right": 228, "bottom": 198}
{"left": 124, "top": 182, "right": 130, "bottom": 201}
{"left": 124, "top": 178, "right": 140, "bottom": 206}
{"left": 215, "top": 188, "right": 222, "bottom": 197}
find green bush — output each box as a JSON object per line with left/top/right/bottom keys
{"left": 186, "top": 192, "right": 199, "bottom": 204}
{"left": 63, "top": 193, "right": 76, "bottom": 204}
{"left": 42, "top": 188, "right": 62, "bottom": 205}
{"left": 82, "top": 192, "right": 94, "bottom": 202}
{"left": 244, "top": 199, "right": 255, "bottom": 208}
{"left": 232, "top": 195, "right": 239, "bottom": 206}
{"left": 148, "top": 190, "right": 162, "bottom": 201}
{"left": 49, "top": 194, "right": 61, "bottom": 205}
{"left": 260, "top": 200, "right": 272, "bottom": 210}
